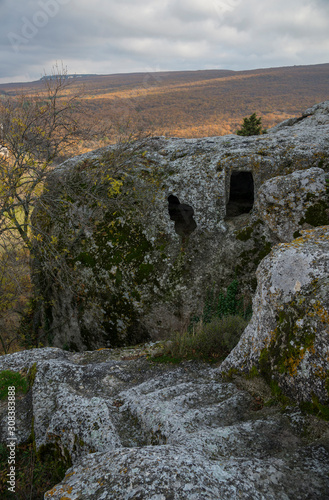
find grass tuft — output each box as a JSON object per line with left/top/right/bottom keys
{"left": 0, "top": 441, "right": 68, "bottom": 499}
{"left": 0, "top": 370, "right": 28, "bottom": 400}
{"left": 155, "top": 315, "right": 248, "bottom": 364}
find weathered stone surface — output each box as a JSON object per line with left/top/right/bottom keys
{"left": 221, "top": 226, "right": 329, "bottom": 405}
{"left": 45, "top": 444, "right": 329, "bottom": 500}
{"left": 255, "top": 167, "right": 329, "bottom": 242}
{"left": 0, "top": 347, "right": 328, "bottom": 499}
{"left": 32, "top": 101, "right": 329, "bottom": 350}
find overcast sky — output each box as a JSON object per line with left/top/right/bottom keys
{"left": 0, "top": 0, "right": 328, "bottom": 84}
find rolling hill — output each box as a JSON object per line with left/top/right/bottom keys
{"left": 1, "top": 63, "right": 328, "bottom": 140}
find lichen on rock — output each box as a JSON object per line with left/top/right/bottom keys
{"left": 0, "top": 347, "right": 328, "bottom": 499}
{"left": 221, "top": 226, "right": 329, "bottom": 408}
{"left": 255, "top": 167, "right": 329, "bottom": 242}
{"left": 31, "top": 101, "right": 329, "bottom": 350}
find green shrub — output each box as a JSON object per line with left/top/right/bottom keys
{"left": 236, "top": 112, "right": 267, "bottom": 136}
{"left": 163, "top": 315, "right": 248, "bottom": 363}
{"left": 190, "top": 279, "right": 252, "bottom": 331}
{"left": 0, "top": 370, "right": 28, "bottom": 400}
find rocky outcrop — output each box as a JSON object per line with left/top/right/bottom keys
{"left": 32, "top": 101, "right": 329, "bottom": 350}
{"left": 256, "top": 167, "right": 329, "bottom": 242}
{"left": 0, "top": 347, "right": 328, "bottom": 499}
{"left": 221, "top": 226, "right": 329, "bottom": 406}
{"left": 1, "top": 102, "right": 328, "bottom": 498}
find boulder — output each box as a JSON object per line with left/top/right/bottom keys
{"left": 221, "top": 226, "right": 329, "bottom": 406}
{"left": 31, "top": 101, "right": 329, "bottom": 350}
{"left": 255, "top": 167, "right": 329, "bottom": 242}
{"left": 0, "top": 347, "right": 328, "bottom": 499}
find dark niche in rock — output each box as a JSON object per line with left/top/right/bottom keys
{"left": 226, "top": 171, "right": 254, "bottom": 217}
{"left": 168, "top": 195, "right": 197, "bottom": 239}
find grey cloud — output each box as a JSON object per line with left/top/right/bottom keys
{"left": 0, "top": 0, "right": 328, "bottom": 83}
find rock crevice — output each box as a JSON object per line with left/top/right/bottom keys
{"left": 0, "top": 347, "right": 328, "bottom": 499}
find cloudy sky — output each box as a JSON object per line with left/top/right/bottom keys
{"left": 0, "top": 0, "right": 328, "bottom": 84}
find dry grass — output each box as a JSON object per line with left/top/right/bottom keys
{"left": 161, "top": 315, "right": 248, "bottom": 363}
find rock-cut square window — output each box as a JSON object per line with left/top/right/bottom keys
{"left": 226, "top": 171, "right": 254, "bottom": 217}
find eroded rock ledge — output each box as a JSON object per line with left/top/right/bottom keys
{"left": 0, "top": 347, "right": 328, "bottom": 499}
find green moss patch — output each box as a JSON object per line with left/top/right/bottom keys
{"left": 73, "top": 212, "right": 167, "bottom": 347}
{"left": 299, "top": 201, "right": 329, "bottom": 227}
{"left": 0, "top": 370, "right": 28, "bottom": 400}
{"left": 236, "top": 226, "right": 253, "bottom": 241}
{"left": 259, "top": 299, "right": 317, "bottom": 379}
{"left": 256, "top": 283, "right": 329, "bottom": 418}
{"left": 27, "top": 363, "right": 37, "bottom": 387}
{"left": 32, "top": 149, "right": 172, "bottom": 349}
{"left": 300, "top": 395, "right": 329, "bottom": 421}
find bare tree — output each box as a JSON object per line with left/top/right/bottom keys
{"left": 0, "top": 64, "right": 104, "bottom": 351}
{"left": 0, "top": 64, "right": 89, "bottom": 249}
{"left": 0, "top": 65, "right": 152, "bottom": 351}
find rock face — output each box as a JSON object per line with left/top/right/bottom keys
{"left": 1, "top": 102, "right": 327, "bottom": 498}
{"left": 0, "top": 347, "right": 328, "bottom": 499}
{"left": 256, "top": 167, "right": 329, "bottom": 242}
{"left": 221, "top": 226, "right": 329, "bottom": 406}
{"left": 32, "top": 101, "right": 329, "bottom": 350}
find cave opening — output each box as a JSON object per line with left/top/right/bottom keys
{"left": 226, "top": 171, "right": 254, "bottom": 217}
{"left": 168, "top": 195, "right": 197, "bottom": 239}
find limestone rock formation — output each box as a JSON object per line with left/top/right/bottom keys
{"left": 255, "top": 167, "right": 329, "bottom": 242}
{"left": 221, "top": 226, "right": 329, "bottom": 406}
{"left": 31, "top": 101, "right": 329, "bottom": 350}
{"left": 1, "top": 102, "right": 328, "bottom": 499}
{"left": 0, "top": 348, "right": 328, "bottom": 499}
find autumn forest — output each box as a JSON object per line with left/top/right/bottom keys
{"left": 1, "top": 63, "right": 328, "bottom": 149}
